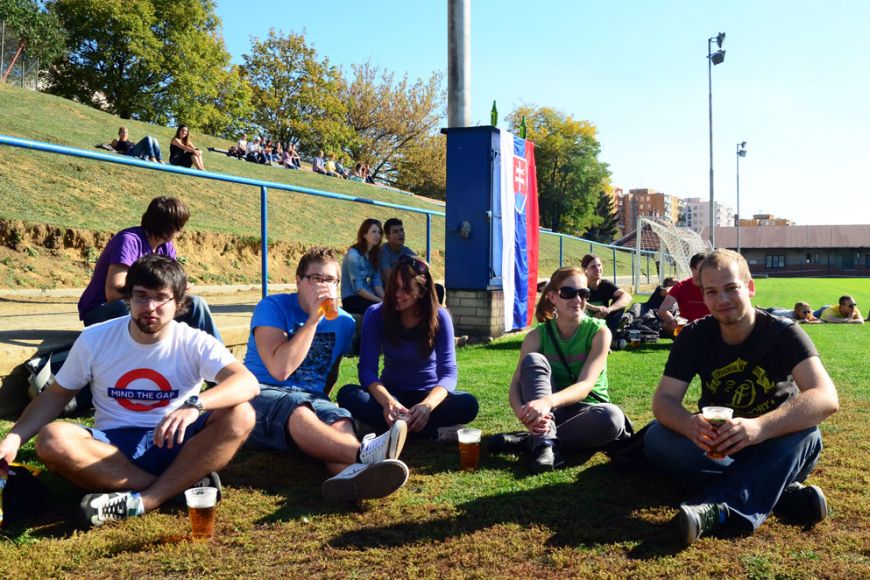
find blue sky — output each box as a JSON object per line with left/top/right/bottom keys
{"left": 215, "top": 1, "right": 868, "bottom": 226}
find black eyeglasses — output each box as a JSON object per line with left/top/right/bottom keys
{"left": 848, "top": 303, "right": 857, "bottom": 308}
{"left": 302, "top": 273, "right": 339, "bottom": 285}
{"left": 558, "top": 286, "right": 591, "bottom": 300}
{"left": 398, "top": 254, "right": 429, "bottom": 275}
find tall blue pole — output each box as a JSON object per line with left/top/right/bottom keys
{"left": 260, "top": 185, "right": 268, "bottom": 298}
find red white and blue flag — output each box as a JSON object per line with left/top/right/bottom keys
{"left": 496, "top": 132, "right": 539, "bottom": 331}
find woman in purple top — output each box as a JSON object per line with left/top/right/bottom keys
{"left": 337, "top": 255, "right": 478, "bottom": 439}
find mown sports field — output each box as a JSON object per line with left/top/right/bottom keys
{"left": 1, "top": 277, "right": 868, "bottom": 578}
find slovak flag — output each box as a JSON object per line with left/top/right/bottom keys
{"left": 496, "top": 132, "right": 539, "bottom": 331}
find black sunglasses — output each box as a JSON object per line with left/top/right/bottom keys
{"left": 398, "top": 254, "right": 429, "bottom": 275}
{"left": 558, "top": 286, "right": 591, "bottom": 300}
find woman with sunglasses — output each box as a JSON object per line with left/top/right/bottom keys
{"left": 338, "top": 255, "right": 479, "bottom": 439}
{"left": 581, "top": 253, "right": 632, "bottom": 334}
{"left": 340, "top": 219, "right": 385, "bottom": 315}
{"left": 508, "top": 266, "right": 630, "bottom": 473}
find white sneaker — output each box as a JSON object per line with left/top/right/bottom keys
{"left": 321, "top": 459, "right": 409, "bottom": 501}
{"left": 359, "top": 420, "right": 407, "bottom": 464}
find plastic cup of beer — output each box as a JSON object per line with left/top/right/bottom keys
{"left": 629, "top": 329, "right": 641, "bottom": 348}
{"left": 457, "top": 428, "right": 482, "bottom": 471}
{"left": 185, "top": 486, "right": 218, "bottom": 540}
{"left": 701, "top": 406, "right": 734, "bottom": 459}
{"left": 319, "top": 291, "right": 339, "bottom": 321}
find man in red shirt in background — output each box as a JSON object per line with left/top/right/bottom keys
{"left": 659, "top": 253, "right": 710, "bottom": 334}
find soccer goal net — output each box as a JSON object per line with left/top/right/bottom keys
{"left": 632, "top": 217, "right": 709, "bottom": 290}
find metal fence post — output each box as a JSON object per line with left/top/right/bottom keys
{"left": 559, "top": 235, "right": 564, "bottom": 267}
{"left": 612, "top": 247, "right": 617, "bottom": 283}
{"left": 260, "top": 185, "right": 268, "bottom": 298}
{"left": 426, "top": 213, "right": 431, "bottom": 262}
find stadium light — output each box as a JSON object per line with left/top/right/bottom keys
{"left": 736, "top": 141, "right": 747, "bottom": 254}
{"left": 707, "top": 31, "right": 726, "bottom": 248}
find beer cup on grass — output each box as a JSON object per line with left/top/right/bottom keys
{"left": 701, "top": 406, "right": 734, "bottom": 459}
{"left": 457, "top": 428, "right": 482, "bottom": 471}
{"left": 185, "top": 486, "right": 218, "bottom": 540}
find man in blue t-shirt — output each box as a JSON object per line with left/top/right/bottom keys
{"left": 244, "top": 246, "right": 409, "bottom": 502}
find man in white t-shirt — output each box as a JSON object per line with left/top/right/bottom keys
{"left": 0, "top": 255, "right": 259, "bottom": 528}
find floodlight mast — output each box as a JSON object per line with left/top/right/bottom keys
{"left": 707, "top": 32, "right": 726, "bottom": 248}
{"left": 736, "top": 141, "right": 747, "bottom": 253}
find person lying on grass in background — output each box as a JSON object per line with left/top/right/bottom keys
{"left": 764, "top": 301, "right": 820, "bottom": 323}
{"left": 338, "top": 254, "right": 478, "bottom": 442}
{"left": 816, "top": 296, "right": 864, "bottom": 324}
{"left": 243, "top": 246, "right": 409, "bottom": 502}
{"left": 77, "top": 196, "right": 221, "bottom": 341}
{"left": 646, "top": 249, "right": 838, "bottom": 545}
{"left": 104, "top": 126, "right": 163, "bottom": 163}
{"left": 506, "top": 266, "right": 631, "bottom": 473}
{"left": 0, "top": 255, "right": 259, "bottom": 528}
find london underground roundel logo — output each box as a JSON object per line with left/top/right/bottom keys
{"left": 113, "top": 368, "right": 174, "bottom": 412}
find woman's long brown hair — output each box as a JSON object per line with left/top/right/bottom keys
{"left": 350, "top": 218, "right": 382, "bottom": 270}
{"left": 382, "top": 257, "right": 439, "bottom": 356}
{"left": 534, "top": 266, "right": 585, "bottom": 323}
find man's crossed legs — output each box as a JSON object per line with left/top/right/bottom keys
{"left": 248, "top": 386, "right": 409, "bottom": 501}
{"left": 36, "top": 403, "right": 255, "bottom": 528}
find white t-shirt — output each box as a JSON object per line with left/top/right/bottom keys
{"left": 55, "top": 316, "right": 236, "bottom": 430}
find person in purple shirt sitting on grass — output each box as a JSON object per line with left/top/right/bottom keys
{"left": 337, "top": 255, "right": 478, "bottom": 441}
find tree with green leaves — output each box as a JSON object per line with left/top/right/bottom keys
{"left": 0, "top": 0, "right": 65, "bottom": 81}
{"left": 340, "top": 61, "right": 444, "bottom": 183}
{"left": 242, "top": 29, "right": 348, "bottom": 151}
{"left": 508, "top": 106, "right": 611, "bottom": 235}
{"left": 582, "top": 189, "right": 620, "bottom": 243}
{"left": 45, "top": 0, "right": 247, "bottom": 132}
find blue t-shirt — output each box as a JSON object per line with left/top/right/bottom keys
{"left": 243, "top": 293, "right": 355, "bottom": 393}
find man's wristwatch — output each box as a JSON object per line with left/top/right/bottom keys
{"left": 182, "top": 395, "right": 205, "bottom": 415}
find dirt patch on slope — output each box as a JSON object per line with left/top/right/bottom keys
{"left": 0, "top": 218, "right": 316, "bottom": 289}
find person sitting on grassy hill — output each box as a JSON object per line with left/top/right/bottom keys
{"left": 816, "top": 295, "right": 864, "bottom": 324}
{"left": 349, "top": 162, "right": 365, "bottom": 182}
{"left": 282, "top": 142, "right": 301, "bottom": 169}
{"left": 104, "top": 126, "right": 164, "bottom": 163}
{"left": 765, "top": 301, "right": 820, "bottom": 323}
{"left": 506, "top": 266, "right": 631, "bottom": 473}
{"left": 226, "top": 133, "right": 247, "bottom": 159}
{"left": 77, "top": 196, "right": 222, "bottom": 341}
{"left": 169, "top": 125, "right": 205, "bottom": 171}
{"left": 646, "top": 249, "right": 838, "bottom": 546}
{"left": 312, "top": 150, "right": 327, "bottom": 174}
{"left": 338, "top": 254, "right": 478, "bottom": 441}
{"left": 341, "top": 218, "right": 385, "bottom": 315}
{"left": 243, "top": 246, "right": 409, "bottom": 502}
{"left": 0, "top": 255, "right": 259, "bottom": 529}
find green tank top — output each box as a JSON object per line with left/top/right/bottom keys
{"left": 538, "top": 316, "right": 609, "bottom": 403}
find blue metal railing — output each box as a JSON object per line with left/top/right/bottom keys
{"left": 0, "top": 134, "right": 660, "bottom": 295}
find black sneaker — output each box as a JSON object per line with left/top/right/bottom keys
{"left": 677, "top": 502, "right": 726, "bottom": 545}
{"left": 528, "top": 442, "right": 562, "bottom": 474}
{"left": 487, "top": 431, "right": 530, "bottom": 454}
{"left": 774, "top": 482, "right": 828, "bottom": 525}
{"left": 80, "top": 491, "right": 142, "bottom": 528}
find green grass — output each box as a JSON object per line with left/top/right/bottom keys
{"left": 1, "top": 279, "right": 868, "bottom": 576}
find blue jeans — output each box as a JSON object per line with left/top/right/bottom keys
{"left": 81, "top": 295, "right": 222, "bottom": 343}
{"left": 125, "top": 136, "right": 162, "bottom": 161}
{"left": 644, "top": 420, "right": 823, "bottom": 530}
{"left": 336, "top": 384, "right": 479, "bottom": 439}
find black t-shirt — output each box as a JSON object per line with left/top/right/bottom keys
{"left": 645, "top": 285, "right": 667, "bottom": 310}
{"left": 663, "top": 309, "right": 818, "bottom": 418}
{"left": 112, "top": 139, "right": 134, "bottom": 154}
{"left": 589, "top": 279, "right": 619, "bottom": 307}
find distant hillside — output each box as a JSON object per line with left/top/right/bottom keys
{"left": 0, "top": 84, "right": 448, "bottom": 288}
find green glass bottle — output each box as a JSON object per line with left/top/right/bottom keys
{"left": 490, "top": 100, "right": 498, "bottom": 126}
{"left": 520, "top": 115, "right": 527, "bottom": 139}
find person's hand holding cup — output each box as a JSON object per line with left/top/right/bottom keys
{"left": 701, "top": 406, "right": 733, "bottom": 459}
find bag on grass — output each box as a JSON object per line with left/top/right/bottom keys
{"left": 25, "top": 347, "right": 92, "bottom": 417}
{"left": 0, "top": 461, "right": 48, "bottom": 528}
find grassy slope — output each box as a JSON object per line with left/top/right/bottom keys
{"left": 0, "top": 279, "right": 868, "bottom": 577}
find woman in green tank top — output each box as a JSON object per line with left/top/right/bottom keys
{"left": 507, "top": 267, "right": 630, "bottom": 473}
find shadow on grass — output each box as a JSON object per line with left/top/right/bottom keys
{"left": 328, "top": 461, "right": 691, "bottom": 559}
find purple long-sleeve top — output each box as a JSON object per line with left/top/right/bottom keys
{"left": 358, "top": 303, "right": 458, "bottom": 393}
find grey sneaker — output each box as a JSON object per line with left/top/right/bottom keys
{"left": 774, "top": 482, "right": 828, "bottom": 525}
{"left": 359, "top": 420, "right": 407, "bottom": 464}
{"left": 436, "top": 424, "right": 467, "bottom": 444}
{"left": 80, "top": 491, "right": 142, "bottom": 528}
{"left": 677, "top": 502, "right": 726, "bottom": 544}
{"left": 321, "top": 459, "right": 409, "bottom": 501}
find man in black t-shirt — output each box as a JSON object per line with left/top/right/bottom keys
{"left": 645, "top": 249, "right": 839, "bottom": 545}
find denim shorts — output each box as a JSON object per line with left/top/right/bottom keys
{"left": 247, "top": 385, "right": 352, "bottom": 452}
{"left": 86, "top": 412, "right": 211, "bottom": 476}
